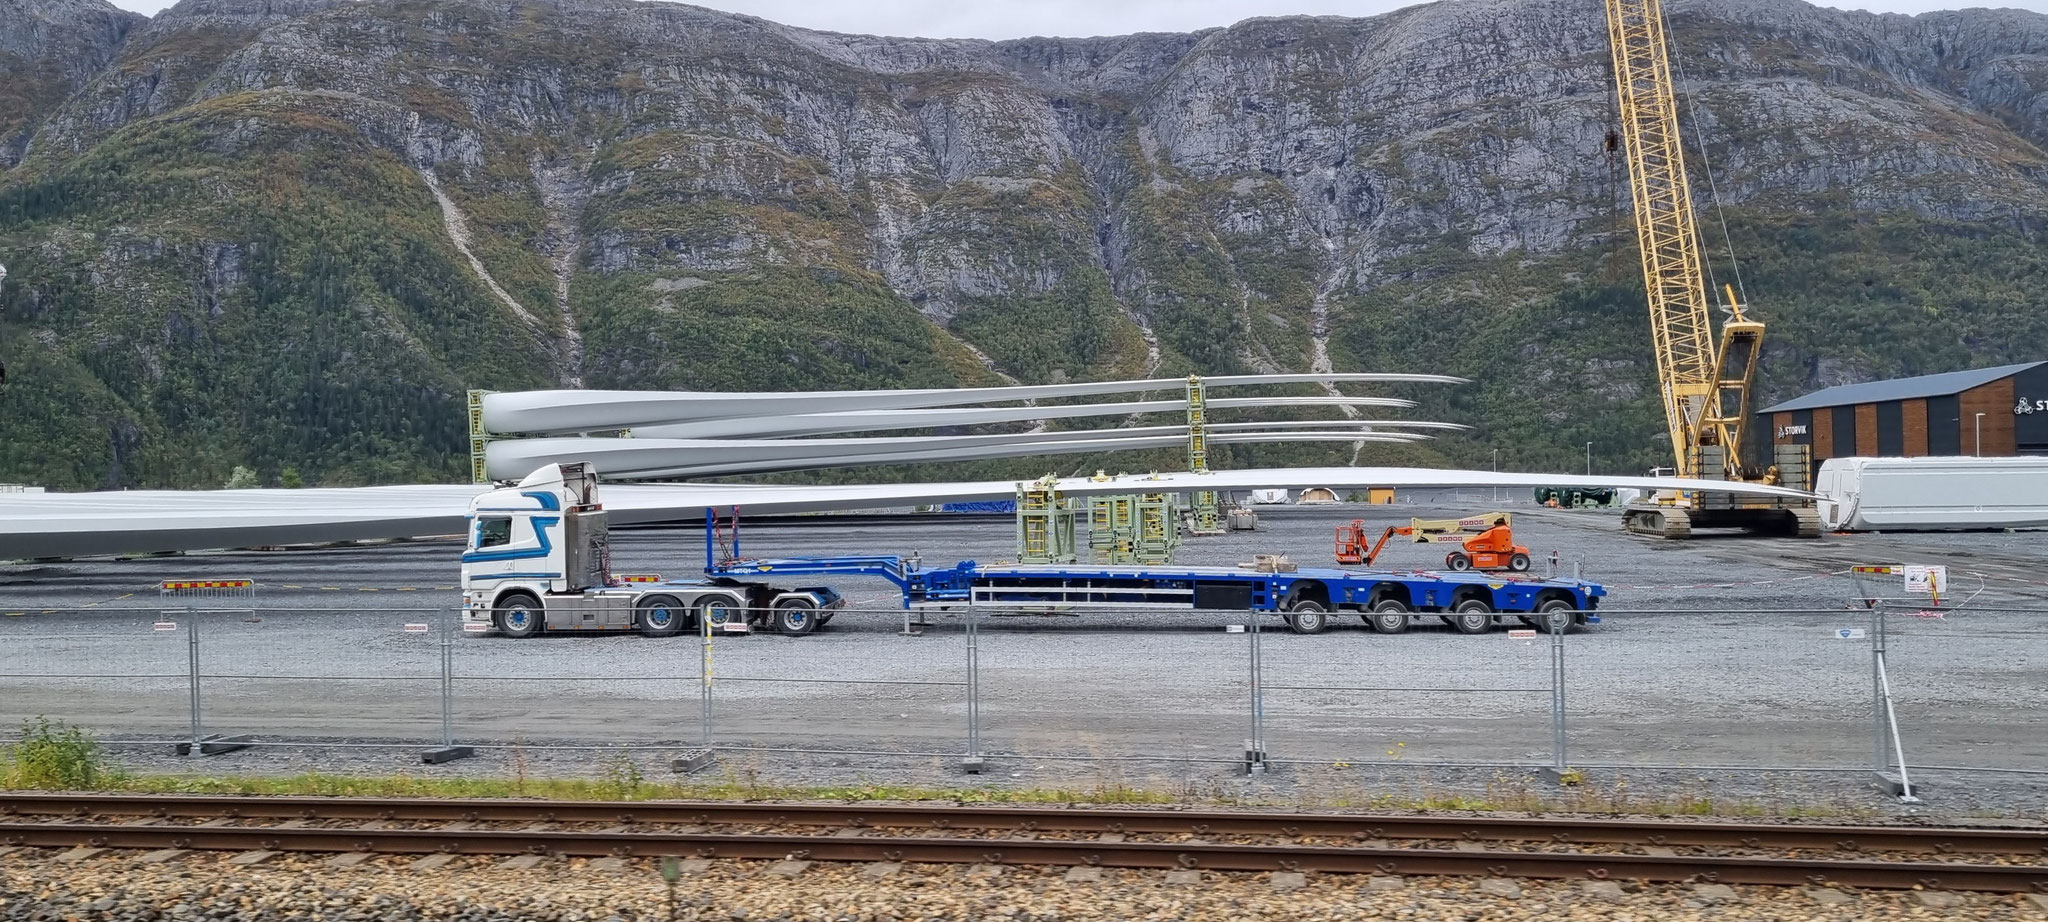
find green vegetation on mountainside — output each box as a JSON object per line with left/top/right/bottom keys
{"left": 0, "top": 97, "right": 553, "bottom": 489}
{"left": 1334, "top": 211, "right": 2048, "bottom": 477}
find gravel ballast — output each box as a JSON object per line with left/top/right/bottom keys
{"left": 7, "top": 850, "right": 2048, "bottom": 922}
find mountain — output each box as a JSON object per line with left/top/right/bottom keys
{"left": 1, "top": 0, "right": 2044, "bottom": 489}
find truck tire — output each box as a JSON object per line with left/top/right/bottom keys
{"left": 1509, "top": 553, "right": 1531, "bottom": 572}
{"left": 1523, "top": 598, "right": 1576, "bottom": 635}
{"left": 774, "top": 598, "right": 819, "bottom": 636}
{"left": 1445, "top": 598, "right": 1493, "bottom": 634}
{"left": 1446, "top": 552, "right": 1472, "bottom": 572}
{"left": 1285, "top": 598, "right": 1329, "bottom": 634}
{"left": 697, "top": 596, "right": 742, "bottom": 632}
{"left": 1367, "top": 598, "right": 1410, "bottom": 634}
{"left": 494, "top": 593, "right": 544, "bottom": 639}
{"left": 637, "top": 594, "right": 685, "bottom": 637}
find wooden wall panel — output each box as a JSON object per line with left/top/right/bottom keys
{"left": 1903, "top": 398, "right": 1929, "bottom": 456}
{"left": 1959, "top": 379, "right": 2017, "bottom": 455}
{"left": 1856, "top": 403, "right": 1879, "bottom": 455}
{"left": 1812, "top": 409, "right": 1835, "bottom": 460}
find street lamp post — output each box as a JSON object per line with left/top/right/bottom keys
{"left": 1491, "top": 449, "right": 1499, "bottom": 503}
{"left": 1975, "top": 413, "right": 1985, "bottom": 457}
{"left": 1585, "top": 442, "right": 1592, "bottom": 476}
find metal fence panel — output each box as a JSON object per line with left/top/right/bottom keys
{"left": 1256, "top": 615, "right": 1557, "bottom": 769}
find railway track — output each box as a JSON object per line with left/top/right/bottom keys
{"left": 3, "top": 793, "right": 2045, "bottom": 893}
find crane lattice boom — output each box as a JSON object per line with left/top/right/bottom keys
{"left": 1603, "top": 0, "right": 1760, "bottom": 479}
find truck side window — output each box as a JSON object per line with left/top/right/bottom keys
{"left": 475, "top": 517, "right": 512, "bottom": 549}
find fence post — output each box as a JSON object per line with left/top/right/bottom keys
{"left": 671, "top": 609, "right": 718, "bottom": 774}
{"left": 160, "top": 579, "right": 255, "bottom": 756}
{"left": 422, "top": 609, "right": 474, "bottom": 763}
{"left": 1244, "top": 607, "right": 1267, "bottom": 774}
{"left": 1871, "top": 604, "right": 1885, "bottom": 775}
{"left": 962, "top": 605, "right": 984, "bottom": 774}
{"left": 1546, "top": 623, "right": 1571, "bottom": 782}
{"left": 184, "top": 608, "right": 203, "bottom": 755}
{"left": 1869, "top": 604, "right": 1920, "bottom": 802}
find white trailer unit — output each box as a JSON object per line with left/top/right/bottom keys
{"left": 1816, "top": 456, "right": 2048, "bottom": 531}
{"left": 461, "top": 462, "right": 842, "bottom": 637}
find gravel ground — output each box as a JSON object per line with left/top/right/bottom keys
{"left": 4, "top": 500, "right": 2046, "bottom": 819}
{"left": 6, "top": 848, "right": 2047, "bottom": 922}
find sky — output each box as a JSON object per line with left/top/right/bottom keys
{"left": 104, "top": 0, "right": 2039, "bottom": 30}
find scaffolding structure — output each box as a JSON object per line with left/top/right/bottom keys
{"left": 467, "top": 389, "right": 494, "bottom": 485}
{"left": 1186, "top": 376, "right": 1223, "bottom": 535}
{"left": 1015, "top": 475, "right": 1079, "bottom": 564}
{"left": 1087, "top": 491, "right": 1180, "bottom": 565}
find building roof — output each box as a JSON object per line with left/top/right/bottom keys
{"left": 1761, "top": 361, "right": 2045, "bottom": 414}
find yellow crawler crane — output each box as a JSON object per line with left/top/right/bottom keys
{"left": 1602, "top": 0, "right": 1819, "bottom": 538}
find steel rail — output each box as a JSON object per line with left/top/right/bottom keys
{"left": 2, "top": 821, "right": 2044, "bottom": 893}
{"left": 3, "top": 793, "right": 2044, "bottom": 856}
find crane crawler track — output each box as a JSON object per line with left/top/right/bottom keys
{"left": 3, "top": 794, "right": 2045, "bottom": 893}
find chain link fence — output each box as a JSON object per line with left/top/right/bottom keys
{"left": 2, "top": 581, "right": 2043, "bottom": 802}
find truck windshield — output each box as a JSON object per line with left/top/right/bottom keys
{"left": 474, "top": 517, "right": 512, "bottom": 549}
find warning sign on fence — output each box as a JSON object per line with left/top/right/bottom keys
{"left": 1903, "top": 565, "right": 1947, "bottom": 596}
{"left": 403, "top": 623, "right": 430, "bottom": 633}
{"left": 153, "top": 621, "right": 177, "bottom": 632}
{"left": 1836, "top": 628, "right": 1866, "bottom": 640}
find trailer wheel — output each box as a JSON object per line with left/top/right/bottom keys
{"left": 1509, "top": 553, "right": 1531, "bottom": 572}
{"left": 1445, "top": 598, "right": 1493, "bottom": 634}
{"left": 1284, "top": 599, "right": 1329, "bottom": 635}
{"left": 698, "top": 596, "right": 741, "bottom": 631}
{"left": 1524, "top": 598, "right": 1576, "bottom": 635}
{"left": 1368, "top": 599, "right": 1410, "bottom": 634}
{"left": 774, "top": 599, "right": 819, "bottom": 636}
{"left": 637, "top": 594, "right": 685, "bottom": 637}
{"left": 494, "top": 593, "right": 543, "bottom": 639}
{"left": 1446, "top": 552, "right": 1473, "bottom": 572}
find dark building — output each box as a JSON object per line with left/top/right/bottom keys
{"left": 1760, "top": 361, "right": 2048, "bottom": 464}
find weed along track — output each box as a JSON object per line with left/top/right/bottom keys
{"left": 3, "top": 793, "right": 2045, "bottom": 893}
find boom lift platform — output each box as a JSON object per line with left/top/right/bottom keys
{"left": 1335, "top": 513, "right": 1533, "bottom": 572}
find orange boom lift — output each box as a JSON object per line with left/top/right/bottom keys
{"left": 1336, "top": 513, "right": 1533, "bottom": 573}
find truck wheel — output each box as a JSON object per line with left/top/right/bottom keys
{"left": 1368, "top": 599, "right": 1410, "bottom": 634}
{"left": 697, "top": 596, "right": 741, "bottom": 631}
{"left": 494, "top": 593, "right": 544, "bottom": 639}
{"left": 1446, "top": 598, "right": 1493, "bottom": 634}
{"left": 1285, "top": 599, "right": 1329, "bottom": 634}
{"left": 1509, "top": 553, "right": 1531, "bottom": 572}
{"left": 774, "top": 599, "right": 818, "bottom": 636}
{"left": 637, "top": 594, "right": 685, "bottom": 637}
{"left": 1446, "top": 552, "right": 1472, "bottom": 572}
{"left": 1525, "top": 598, "right": 1576, "bottom": 635}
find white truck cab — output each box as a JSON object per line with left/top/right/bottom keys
{"left": 461, "top": 462, "right": 843, "bottom": 637}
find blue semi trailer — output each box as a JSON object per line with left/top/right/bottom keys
{"left": 712, "top": 555, "right": 1603, "bottom": 635}
{"left": 462, "top": 463, "right": 1604, "bottom": 638}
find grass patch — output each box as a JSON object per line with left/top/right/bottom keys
{"left": 99, "top": 770, "right": 1182, "bottom": 807}
{"left": 0, "top": 721, "right": 1891, "bottom": 820}
{"left": 2, "top": 718, "right": 125, "bottom": 790}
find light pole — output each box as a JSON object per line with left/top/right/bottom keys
{"left": 1975, "top": 413, "right": 1985, "bottom": 457}
{"left": 1491, "top": 449, "right": 1499, "bottom": 503}
{"left": 1585, "top": 442, "right": 1592, "bottom": 476}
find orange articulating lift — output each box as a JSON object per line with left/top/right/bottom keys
{"left": 1335, "top": 513, "right": 1534, "bottom": 573}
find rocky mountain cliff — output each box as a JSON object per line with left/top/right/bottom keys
{"left": 1, "top": 0, "right": 2044, "bottom": 488}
